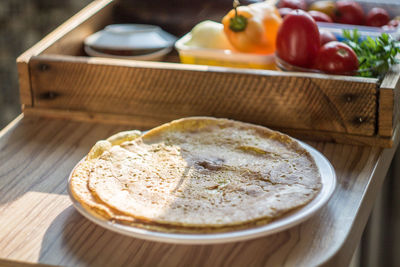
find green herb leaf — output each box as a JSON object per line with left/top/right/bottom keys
{"left": 342, "top": 29, "right": 400, "bottom": 78}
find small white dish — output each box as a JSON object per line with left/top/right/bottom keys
{"left": 84, "top": 45, "right": 172, "bottom": 61}
{"left": 84, "top": 24, "right": 177, "bottom": 51}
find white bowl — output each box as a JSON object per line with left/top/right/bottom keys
{"left": 84, "top": 24, "right": 177, "bottom": 51}
{"left": 84, "top": 45, "right": 172, "bottom": 61}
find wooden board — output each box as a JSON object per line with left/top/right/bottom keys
{"left": 22, "top": 106, "right": 394, "bottom": 148}
{"left": 28, "top": 54, "right": 378, "bottom": 137}
{"left": 0, "top": 115, "right": 397, "bottom": 266}
{"left": 379, "top": 64, "right": 400, "bottom": 137}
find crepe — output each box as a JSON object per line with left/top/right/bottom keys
{"left": 70, "top": 117, "right": 322, "bottom": 232}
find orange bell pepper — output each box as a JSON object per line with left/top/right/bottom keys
{"left": 222, "top": 0, "right": 282, "bottom": 54}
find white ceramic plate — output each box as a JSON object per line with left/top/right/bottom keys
{"left": 67, "top": 141, "right": 336, "bottom": 244}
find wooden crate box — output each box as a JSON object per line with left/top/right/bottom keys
{"left": 17, "top": 0, "right": 400, "bottom": 147}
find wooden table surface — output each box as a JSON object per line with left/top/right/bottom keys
{"left": 0, "top": 115, "right": 397, "bottom": 267}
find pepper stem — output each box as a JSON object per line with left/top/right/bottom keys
{"left": 229, "top": 0, "right": 248, "bottom": 32}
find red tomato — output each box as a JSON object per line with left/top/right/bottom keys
{"left": 276, "top": 10, "right": 320, "bottom": 68}
{"left": 313, "top": 41, "right": 359, "bottom": 75}
{"left": 278, "top": 0, "right": 307, "bottom": 10}
{"left": 319, "top": 29, "right": 337, "bottom": 45}
{"left": 334, "top": 0, "right": 365, "bottom": 25}
{"left": 308, "top": 10, "right": 333, "bottom": 23}
{"left": 278, "top": 8, "right": 294, "bottom": 18}
{"left": 366, "top": 7, "right": 390, "bottom": 27}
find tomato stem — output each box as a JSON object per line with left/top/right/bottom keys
{"left": 229, "top": 0, "right": 248, "bottom": 32}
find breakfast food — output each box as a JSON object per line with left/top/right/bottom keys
{"left": 70, "top": 117, "right": 322, "bottom": 233}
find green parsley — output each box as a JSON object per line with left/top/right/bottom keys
{"left": 342, "top": 29, "right": 400, "bottom": 78}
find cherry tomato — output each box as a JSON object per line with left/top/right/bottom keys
{"left": 278, "top": 8, "right": 294, "bottom": 18}
{"left": 334, "top": 0, "right": 365, "bottom": 25}
{"left": 276, "top": 10, "right": 320, "bottom": 68}
{"left": 319, "top": 29, "right": 337, "bottom": 45}
{"left": 278, "top": 0, "right": 307, "bottom": 10}
{"left": 366, "top": 7, "right": 390, "bottom": 27}
{"left": 313, "top": 41, "right": 359, "bottom": 75}
{"left": 308, "top": 10, "right": 333, "bottom": 22}
{"left": 309, "top": 1, "right": 336, "bottom": 18}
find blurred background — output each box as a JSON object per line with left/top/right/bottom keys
{"left": 0, "top": 0, "right": 91, "bottom": 128}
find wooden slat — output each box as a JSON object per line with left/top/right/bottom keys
{"left": 23, "top": 108, "right": 394, "bottom": 148}
{"left": 28, "top": 55, "right": 378, "bottom": 136}
{"left": 379, "top": 88, "right": 393, "bottom": 136}
{"left": 16, "top": 60, "right": 32, "bottom": 107}
{"left": 23, "top": 107, "right": 164, "bottom": 130}
{"left": 280, "top": 127, "right": 394, "bottom": 148}
{"left": 0, "top": 116, "right": 397, "bottom": 266}
{"left": 379, "top": 65, "right": 400, "bottom": 137}
{"left": 0, "top": 114, "right": 24, "bottom": 140}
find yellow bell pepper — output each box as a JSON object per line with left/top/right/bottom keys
{"left": 222, "top": 0, "right": 282, "bottom": 54}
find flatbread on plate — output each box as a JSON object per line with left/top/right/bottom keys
{"left": 70, "top": 117, "right": 322, "bottom": 232}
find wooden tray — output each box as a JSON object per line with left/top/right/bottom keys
{"left": 16, "top": 0, "right": 400, "bottom": 147}
{"left": 0, "top": 115, "right": 397, "bottom": 266}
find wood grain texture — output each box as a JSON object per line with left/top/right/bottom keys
{"left": 16, "top": 60, "right": 32, "bottom": 107}
{"left": 378, "top": 64, "right": 400, "bottom": 137}
{"left": 379, "top": 88, "right": 394, "bottom": 137}
{"left": 279, "top": 127, "right": 394, "bottom": 148}
{"left": 23, "top": 107, "right": 394, "bottom": 148}
{"left": 0, "top": 116, "right": 397, "bottom": 267}
{"left": 28, "top": 54, "right": 378, "bottom": 136}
